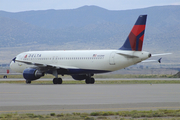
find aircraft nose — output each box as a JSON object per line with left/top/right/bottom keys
{"left": 10, "top": 59, "right": 16, "bottom": 72}
{"left": 10, "top": 61, "right": 14, "bottom": 70}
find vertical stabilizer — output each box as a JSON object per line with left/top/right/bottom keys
{"left": 119, "top": 15, "right": 147, "bottom": 51}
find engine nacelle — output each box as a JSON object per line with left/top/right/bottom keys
{"left": 71, "top": 75, "right": 86, "bottom": 80}
{"left": 23, "top": 68, "right": 44, "bottom": 81}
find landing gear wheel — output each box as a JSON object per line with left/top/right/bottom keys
{"left": 26, "top": 80, "right": 31, "bottom": 84}
{"left": 90, "top": 78, "right": 95, "bottom": 84}
{"left": 53, "top": 78, "right": 62, "bottom": 84}
{"left": 85, "top": 77, "right": 90, "bottom": 84}
{"left": 85, "top": 77, "right": 95, "bottom": 84}
{"left": 53, "top": 78, "right": 58, "bottom": 84}
{"left": 57, "top": 78, "right": 62, "bottom": 84}
{"left": 3, "top": 75, "right": 7, "bottom": 78}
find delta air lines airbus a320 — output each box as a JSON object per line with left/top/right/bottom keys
{"left": 10, "top": 15, "right": 170, "bottom": 84}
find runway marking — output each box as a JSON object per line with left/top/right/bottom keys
{"left": 1, "top": 106, "right": 180, "bottom": 113}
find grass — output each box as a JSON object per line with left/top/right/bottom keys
{"left": 90, "top": 109, "right": 180, "bottom": 117}
{"left": 0, "top": 73, "right": 180, "bottom": 84}
{"left": 0, "top": 80, "right": 180, "bottom": 84}
{"left": 95, "top": 74, "right": 177, "bottom": 78}
{"left": 0, "top": 74, "right": 179, "bottom": 79}
{"left": 0, "top": 109, "right": 180, "bottom": 120}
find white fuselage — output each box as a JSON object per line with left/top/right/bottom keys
{"left": 10, "top": 49, "right": 151, "bottom": 74}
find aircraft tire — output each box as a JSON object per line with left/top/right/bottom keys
{"left": 53, "top": 78, "right": 57, "bottom": 84}
{"left": 53, "top": 78, "right": 62, "bottom": 84}
{"left": 85, "top": 77, "right": 95, "bottom": 84}
{"left": 85, "top": 77, "right": 90, "bottom": 84}
{"left": 3, "top": 75, "right": 7, "bottom": 78}
{"left": 26, "top": 80, "right": 31, "bottom": 84}
{"left": 57, "top": 78, "right": 62, "bottom": 84}
{"left": 90, "top": 78, "right": 95, "bottom": 84}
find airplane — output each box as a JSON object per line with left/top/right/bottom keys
{"left": 10, "top": 15, "right": 171, "bottom": 84}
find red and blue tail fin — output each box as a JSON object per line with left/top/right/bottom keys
{"left": 119, "top": 15, "right": 147, "bottom": 51}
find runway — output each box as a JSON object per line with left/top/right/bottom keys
{"left": 0, "top": 84, "right": 180, "bottom": 114}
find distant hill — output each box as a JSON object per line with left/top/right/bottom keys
{"left": 0, "top": 5, "right": 180, "bottom": 64}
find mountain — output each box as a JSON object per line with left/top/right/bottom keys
{"left": 0, "top": 5, "right": 180, "bottom": 64}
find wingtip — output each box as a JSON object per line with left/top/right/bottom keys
{"left": 158, "top": 58, "right": 162, "bottom": 63}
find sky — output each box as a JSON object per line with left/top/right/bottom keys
{"left": 0, "top": 0, "right": 180, "bottom": 12}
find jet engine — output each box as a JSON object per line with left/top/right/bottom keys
{"left": 23, "top": 68, "right": 44, "bottom": 81}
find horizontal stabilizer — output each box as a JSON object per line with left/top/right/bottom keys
{"left": 158, "top": 58, "right": 162, "bottom": 63}
{"left": 142, "top": 58, "right": 162, "bottom": 63}
{"left": 152, "top": 53, "right": 172, "bottom": 57}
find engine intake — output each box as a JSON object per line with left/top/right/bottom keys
{"left": 23, "top": 68, "right": 44, "bottom": 81}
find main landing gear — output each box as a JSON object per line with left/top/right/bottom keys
{"left": 52, "top": 70, "right": 63, "bottom": 84}
{"left": 25, "top": 78, "right": 62, "bottom": 84}
{"left": 85, "top": 75, "right": 95, "bottom": 84}
{"left": 53, "top": 78, "right": 62, "bottom": 84}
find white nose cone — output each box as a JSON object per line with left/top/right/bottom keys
{"left": 10, "top": 61, "right": 16, "bottom": 72}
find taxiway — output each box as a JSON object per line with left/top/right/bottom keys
{"left": 0, "top": 84, "right": 180, "bottom": 114}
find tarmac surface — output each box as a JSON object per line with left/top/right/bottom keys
{"left": 0, "top": 83, "right": 180, "bottom": 114}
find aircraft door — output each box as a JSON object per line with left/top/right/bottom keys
{"left": 109, "top": 52, "right": 115, "bottom": 65}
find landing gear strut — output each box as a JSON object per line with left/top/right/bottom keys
{"left": 53, "top": 78, "right": 62, "bottom": 84}
{"left": 52, "top": 70, "right": 63, "bottom": 84}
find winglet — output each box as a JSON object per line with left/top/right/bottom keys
{"left": 119, "top": 15, "right": 147, "bottom": 51}
{"left": 158, "top": 58, "right": 162, "bottom": 63}
{"left": 12, "top": 57, "right": 16, "bottom": 63}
